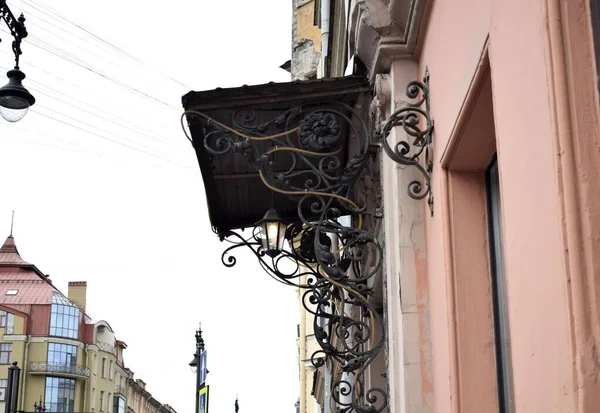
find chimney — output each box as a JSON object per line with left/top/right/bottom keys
{"left": 68, "top": 281, "right": 87, "bottom": 311}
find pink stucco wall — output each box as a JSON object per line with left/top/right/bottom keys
{"left": 388, "top": 0, "right": 600, "bottom": 411}
{"left": 416, "top": 0, "right": 493, "bottom": 410}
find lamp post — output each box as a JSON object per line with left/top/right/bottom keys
{"left": 189, "top": 324, "right": 205, "bottom": 413}
{"left": 33, "top": 396, "right": 46, "bottom": 412}
{"left": 0, "top": 0, "right": 35, "bottom": 122}
{"left": 4, "top": 362, "right": 20, "bottom": 413}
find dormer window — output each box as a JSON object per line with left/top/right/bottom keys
{"left": 5, "top": 290, "right": 17, "bottom": 296}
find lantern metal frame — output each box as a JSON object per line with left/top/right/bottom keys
{"left": 256, "top": 208, "right": 288, "bottom": 257}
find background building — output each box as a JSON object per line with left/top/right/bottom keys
{"left": 126, "top": 375, "right": 176, "bottom": 413}
{"left": 0, "top": 234, "right": 175, "bottom": 413}
{"left": 283, "top": 0, "right": 348, "bottom": 82}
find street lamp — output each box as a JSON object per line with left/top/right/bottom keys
{"left": 190, "top": 324, "right": 205, "bottom": 413}
{"left": 33, "top": 396, "right": 46, "bottom": 412}
{"left": 0, "top": 1, "right": 35, "bottom": 122}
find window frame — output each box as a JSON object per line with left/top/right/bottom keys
{"left": 44, "top": 376, "right": 75, "bottom": 412}
{"left": 49, "top": 304, "right": 80, "bottom": 340}
{"left": 47, "top": 342, "right": 78, "bottom": 372}
{"left": 0, "top": 311, "right": 14, "bottom": 335}
{"left": 0, "top": 378, "right": 6, "bottom": 401}
{"left": 0, "top": 343, "right": 12, "bottom": 365}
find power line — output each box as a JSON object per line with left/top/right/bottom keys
{"left": 0, "top": 25, "right": 181, "bottom": 111}
{"left": 0, "top": 59, "right": 188, "bottom": 160}
{"left": 0, "top": 50, "right": 179, "bottom": 135}
{"left": 33, "top": 107, "right": 194, "bottom": 170}
{"left": 22, "top": 0, "right": 192, "bottom": 90}
{"left": 31, "top": 81, "right": 189, "bottom": 153}
{"left": 24, "top": 36, "right": 179, "bottom": 110}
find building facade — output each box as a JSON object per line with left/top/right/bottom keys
{"left": 126, "top": 376, "right": 176, "bottom": 413}
{"left": 0, "top": 234, "right": 175, "bottom": 413}
{"left": 345, "top": 0, "right": 600, "bottom": 412}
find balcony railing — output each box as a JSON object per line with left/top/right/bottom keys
{"left": 29, "top": 362, "right": 90, "bottom": 378}
{"left": 114, "top": 384, "right": 126, "bottom": 395}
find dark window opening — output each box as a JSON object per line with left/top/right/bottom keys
{"left": 486, "top": 157, "right": 514, "bottom": 413}
{"left": 592, "top": 0, "right": 600, "bottom": 93}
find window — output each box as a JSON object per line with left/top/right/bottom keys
{"left": 0, "top": 344, "right": 12, "bottom": 364}
{"left": 47, "top": 343, "right": 77, "bottom": 372}
{"left": 107, "top": 393, "right": 112, "bottom": 413}
{"left": 94, "top": 354, "right": 98, "bottom": 376}
{"left": 45, "top": 376, "right": 75, "bottom": 412}
{"left": 101, "top": 358, "right": 106, "bottom": 378}
{"left": 0, "top": 311, "right": 7, "bottom": 327}
{"left": 49, "top": 304, "right": 80, "bottom": 339}
{"left": 0, "top": 379, "right": 6, "bottom": 401}
{"left": 486, "top": 158, "right": 515, "bottom": 413}
{"left": 0, "top": 311, "right": 14, "bottom": 334}
{"left": 100, "top": 391, "right": 105, "bottom": 412}
{"left": 109, "top": 360, "right": 113, "bottom": 380}
{"left": 5, "top": 289, "right": 17, "bottom": 296}
{"left": 91, "top": 388, "right": 96, "bottom": 411}
{"left": 113, "top": 397, "right": 125, "bottom": 413}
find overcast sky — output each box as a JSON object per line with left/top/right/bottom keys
{"left": 0, "top": 1, "right": 299, "bottom": 412}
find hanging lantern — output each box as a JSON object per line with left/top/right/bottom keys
{"left": 256, "top": 209, "right": 288, "bottom": 257}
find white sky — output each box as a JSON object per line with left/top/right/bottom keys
{"left": 0, "top": 1, "right": 300, "bottom": 412}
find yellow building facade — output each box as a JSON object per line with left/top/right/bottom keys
{"left": 0, "top": 235, "right": 174, "bottom": 413}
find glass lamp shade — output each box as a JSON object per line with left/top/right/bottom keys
{"left": 0, "top": 69, "right": 35, "bottom": 123}
{"left": 257, "top": 209, "right": 288, "bottom": 257}
{"left": 189, "top": 355, "right": 198, "bottom": 373}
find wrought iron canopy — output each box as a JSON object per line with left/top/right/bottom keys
{"left": 182, "top": 76, "right": 372, "bottom": 235}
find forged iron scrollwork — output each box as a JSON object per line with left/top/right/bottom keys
{"left": 0, "top": 2, "right": 28, "bottom": 69}
{"left": 376, "top": 70, "right": 434, "bottom": 216}
{"left": 184, "top": 101, "right": 388, "bottom": 413}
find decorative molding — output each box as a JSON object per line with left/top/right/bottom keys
{"left": 348, "top": 0, "right": 430, "bottom": 80}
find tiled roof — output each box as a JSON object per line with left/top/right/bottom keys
{"left": 0, "top": 279, "right": 55, "bottom": 305}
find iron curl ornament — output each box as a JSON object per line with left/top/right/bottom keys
{"left": 182, "top": 100, "right": 388, "bottom": 413}
{"left": 375, "top": 69, "right": 435, "bottom": 216}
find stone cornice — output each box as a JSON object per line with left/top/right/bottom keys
{"left": 349, "top": 0, "right": 430, "bottom": 80}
